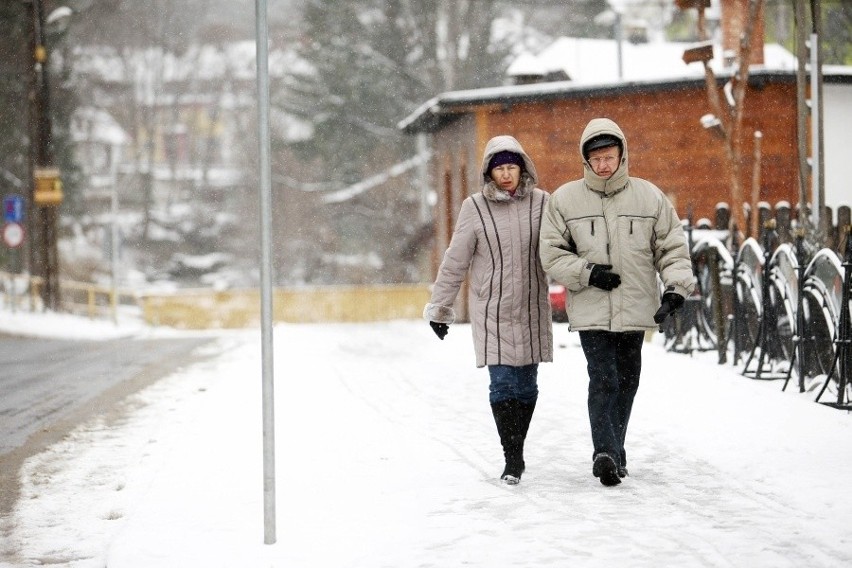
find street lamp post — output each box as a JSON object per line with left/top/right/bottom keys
{"left": 27, "top": 0, "right": 63, "bottom": 311}
{"left": 594, "top": 3, "right": 624, "bottom": 81}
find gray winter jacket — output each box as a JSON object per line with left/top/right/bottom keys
{"left": 539, "top": 118, "right": 696, "bottom": 331}
{"left": 424, "top": 135, "right": 553, "bottom": 368}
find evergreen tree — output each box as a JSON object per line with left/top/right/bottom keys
{"left": 0, "top": 3, "right": 78, "bottom": 216}
{"left": 278, "top": 0, "right": 516, "bottom": 282}
{"left": 0, "top": 4, "right": 30, "bottom": 197}
{"left": 286, "top": 0, "right": 512, "bottom": 182}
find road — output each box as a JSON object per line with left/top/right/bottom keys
{"left": 0, "top": 333, "right": 214, "bottom": 517}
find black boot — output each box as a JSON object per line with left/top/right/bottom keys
{"left": 517, "top": 399, "right": 537, "bottom": 442}
{"left": 491, "top": 400, "right": 524, "bottom": 484}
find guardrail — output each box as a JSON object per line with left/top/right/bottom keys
{"left": 1, "top": 271, "right": 140, "bottom": 321}
{"left": 139, "top": 284, "right": 432, "bottom": 328}
{"left": 1, "top": 272, "right": 432, "bottom": 328}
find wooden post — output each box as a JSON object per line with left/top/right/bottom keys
{"left": 751, "top": 131, "right": 762, "bottom": 239}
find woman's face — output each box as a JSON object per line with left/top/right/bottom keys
{"left": 490, "top": 164, "right": 521, "bottom": 192}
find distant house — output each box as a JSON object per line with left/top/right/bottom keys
{"left": 71, "top": 41, "right": 312, "bottom": 213}
{"left": 70, "top": 106, "right": 130, "bottom": 212}
{"left": 400, "top": 0, "right": 852, "bottom": 280}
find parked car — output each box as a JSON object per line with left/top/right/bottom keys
{"left": 549, "top": 280, "right": 568, "bottom": 322}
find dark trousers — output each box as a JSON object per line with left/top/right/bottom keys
{"left": 579, "top": 330, "right": 644, "bottom": 466}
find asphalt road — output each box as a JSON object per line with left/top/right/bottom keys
{"left": 0, "top": 333, "right": 214, "bottom": 517}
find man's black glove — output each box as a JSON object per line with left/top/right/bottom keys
{"left": 430, "top": 321, "right": 449, "bottom": 340}
{"left": 589, "top": 264, "right": 621, "bottom": 291}
{"left": 653, "top": 292, "right": 685, "bottom": 324}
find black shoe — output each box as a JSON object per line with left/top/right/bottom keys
{"left": 617, "top": 465, "right": 628, "bottom": 478}
{"left": 593, "top": 453, "right": 621, "bottom": 486}
{"left": 501, "top": 455, "right": 525, "bottom": 485}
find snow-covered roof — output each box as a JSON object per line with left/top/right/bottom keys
{"left": 506, "top": 37, "right": 798, "bottom": 85}
{"left": 398, "top": 71, "right": 758, "bottom": 134}
{"left": 400, "top": 35, "right": 852, "bottom": 134}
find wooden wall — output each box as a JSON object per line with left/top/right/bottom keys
{"left": 458, "top": 79, "right": 800, "bottom": 224}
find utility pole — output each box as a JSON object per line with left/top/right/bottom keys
{"left": 809, "top": 0, "right": 825, "bottom": 234}
{"left": 27, "top": 0, "right": 63, "bottom": 311}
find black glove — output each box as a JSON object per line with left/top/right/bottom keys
{"left": 588, "top": 264, "right": 621, "bottom": 291}
{"left": 653, "top": 292, "right": 685, "bottom": 324}
{"left": 430, "top": 321, "right": 449, "bottom": 340}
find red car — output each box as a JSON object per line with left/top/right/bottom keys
{"left": 548, "top": 281, "right": 568, "bottom": 322}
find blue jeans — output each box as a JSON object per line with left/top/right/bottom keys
{"left": 579, "top": 331, "right": 644, "bottom": 467}
{"left": 488, "top": 364, "right": 539, "bottom": 405}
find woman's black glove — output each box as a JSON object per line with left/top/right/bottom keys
{"left": 653, "top": 292, "right": 685, "bottom": 324}
{"left": 429, "top": 321, "right": 449, "bottom": 340}
{"left": 589, "top": 264, "right": 621, "bottom": 291}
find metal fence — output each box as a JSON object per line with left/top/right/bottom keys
{"left": 662, "top": 223, "right": 851, "bottom": 410}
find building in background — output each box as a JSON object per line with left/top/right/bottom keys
{"left": 401, "top": 0, "right": 852, "bottom": 295}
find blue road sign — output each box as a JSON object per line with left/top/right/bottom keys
{"left": 3, "top": 194, "right": 24, "bottom": 224}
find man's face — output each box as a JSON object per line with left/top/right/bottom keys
{"left": 587, "top": 146, "right": 621, "bottom": 179}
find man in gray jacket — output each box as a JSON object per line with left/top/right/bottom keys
{"left": 539, "top": 118, "right": 696, "bottom": 486}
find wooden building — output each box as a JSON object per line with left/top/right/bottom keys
{"left": 399, "top": 1, "right": 851, "bottom": 277}
{"left": 400, "top": 71, "right": 800, "bottom": 253}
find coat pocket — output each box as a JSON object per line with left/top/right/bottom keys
{"left": 565, "top": 216, "right": 608, "bottom": 263}
{"left": 619, "top": 215, "right": 655, "bottom": 254}
{"left": 566, "top": 286, "right": 609, "bottom": 328}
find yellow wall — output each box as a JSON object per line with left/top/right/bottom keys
{"left": 141, "top": 285, "right": 432, "bottom": 329}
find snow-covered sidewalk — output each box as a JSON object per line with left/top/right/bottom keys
{"left": 2, "top": 317, "right": 852, "bottom": 567}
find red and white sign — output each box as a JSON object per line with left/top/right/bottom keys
{"left": 2, "top": 222, "right": 24, "bottom": 248}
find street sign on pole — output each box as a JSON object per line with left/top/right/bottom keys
{"left": 3, "top": 194, "right": 24, "bottom": 224}
{"left": 3, "top": 222, "right": 25, "bottom": 248}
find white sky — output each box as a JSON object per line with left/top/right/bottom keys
{"left": 2, "top": 311, "right": 852, "bottom": 567}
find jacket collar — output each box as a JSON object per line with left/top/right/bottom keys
{"left": 583, "top": 161, "right": 628, "bottom": 197}
{"left": 482, "top": 172, "right": 536, "bottom": 202}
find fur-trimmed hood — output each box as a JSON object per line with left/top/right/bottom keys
{"left": 480, "top": 135, "right": 540, "bottom": 202}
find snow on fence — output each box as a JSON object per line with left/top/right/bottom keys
{"left": 662, "top": 223, "right": 851, "bottom": 409}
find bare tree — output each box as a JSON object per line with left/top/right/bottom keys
{"left": 680, "top": 0, "right": 766, "bottom": 241}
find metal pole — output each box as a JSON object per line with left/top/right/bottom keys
{"left": 615, "top": 10, "right": 623, "bottom": 81}
{"left": 793, "top": 0, "right": 810, "bottom": 233}
{"left": 110, "top": 145, "right": 120, "bottom": 324}
{"left": 809, "top": 32, "right": 820, "bottom": 227}
{"left": 810, "top": 0, "right": 826, "bottom": 233}
{"left": 254, "top": 0, "right": 276, "bottom": 545}
{"left": 29, "top": 0, "right": 61, "bottom": 311}
{"left": 416, "top": 134, "right": 429, "bottom": 225}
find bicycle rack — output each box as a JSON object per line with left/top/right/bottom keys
{"left": 815, "top": 229, "right": 852, "bottom": 409}
{"left": 742, "top": 221, "right": 788, "bottom": 380}
{"left": 782, "top": 230, "right": 807, "bottom": 393}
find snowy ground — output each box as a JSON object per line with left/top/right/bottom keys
{"left": 1, "top": 311, "right": 852, "bottom": 567}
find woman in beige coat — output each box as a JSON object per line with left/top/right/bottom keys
{"left": 424, "top": 135, "right": 553, "bottom": 485}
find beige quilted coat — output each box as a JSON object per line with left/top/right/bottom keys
{"left": 539, "top": 118, "right": 696, "bottom": 331}
{"left": 424, "top": 135, "right": 553, "bottom": 368}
